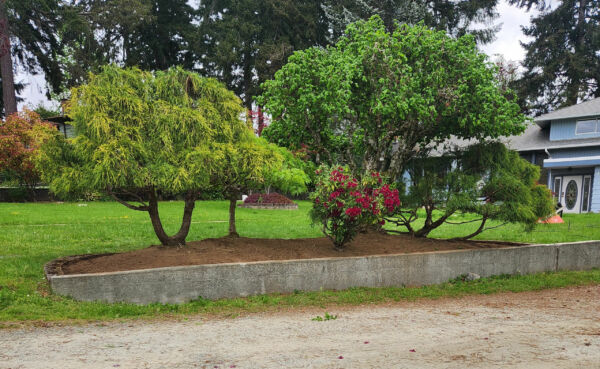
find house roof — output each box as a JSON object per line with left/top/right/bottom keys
{"left": 534, "top": 97, "right": 600, "bottom": 128}
{"left": 436, "top": 123, "right": 600, "bottom": 154}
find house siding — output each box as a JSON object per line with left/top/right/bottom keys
{"left": 550, "top": 147, "right": 600, "bottom": 159}
{"left": 550, "top": 118, "right": 600, "bottom": 141}
{"left": 592, "top": 167, "right": 600, "bottom": 213}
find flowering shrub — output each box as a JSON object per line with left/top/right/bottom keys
{"left": 309, "top": 166, "right": 401, "bottom": 250}
{"left": 0, "top": 110, "right": 55, "bottom": 194}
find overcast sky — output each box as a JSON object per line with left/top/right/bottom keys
{"left": 17, "top": 0, "right": 539, "bottom": 110}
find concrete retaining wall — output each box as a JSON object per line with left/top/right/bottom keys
{"left": 47, "top": 241, "right": 600, "bottom": 305}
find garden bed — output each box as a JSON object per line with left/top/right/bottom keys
{"left": 51, "top": 233, "right": 520, "bottom": 275}
{"left": 238, "top": 192, "right": 298, "bottom": 209}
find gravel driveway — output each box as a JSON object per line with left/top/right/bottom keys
{"left": 2, "top": 285, "right": 599, "bottom": 369}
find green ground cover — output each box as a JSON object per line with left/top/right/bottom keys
{"left": 1, "top": 200, "right": 599, "bottom": 323}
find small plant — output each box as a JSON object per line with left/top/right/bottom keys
{"left": 310, "top": 165, "right": 401, "bottom": 250}
{"left": 312, "top": 312, "right": 338, "bottom": 321}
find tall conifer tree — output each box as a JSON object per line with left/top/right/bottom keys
{"left": 510, "top": 0, "right": 600, "bottom": 113}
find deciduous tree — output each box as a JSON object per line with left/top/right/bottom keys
{"left": 259, "top": 17, "right": 526, "bottom": 179}
{"left": 0, "top": 110, "right": 55, "bottom": 199}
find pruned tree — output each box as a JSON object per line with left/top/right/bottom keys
{"left": 36, "top": 65, "right": 248, "bottom": 246}
{"left": 258, "top": 16, "right": 526, "bottom": 179}
{"left": 390, "top": 142, "right": 555, "bottom": 238}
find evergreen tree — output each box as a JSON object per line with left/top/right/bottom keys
{"left": 510, "top": 0, "right": 600, "bottom": 113}
{"left": 197, "top": 0, "right": 327, "bottom": 109}
{"left": 61, "top": 0, "right": 197, "bottom": 89}
{"left": 0, "top": 0, "right": 68, "bottom": 116}
{"left": 321, "top": 0, "right": 500, "bottom": 44}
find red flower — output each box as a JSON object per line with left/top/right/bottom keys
{"left": 345, "top": 207, "right": 361, "bottom": 218}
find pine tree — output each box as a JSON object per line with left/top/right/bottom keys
{"left": 0, "top": 0, "right": 67, "bottom": 116}
{"left": 198, "top": 0, "right": 327, "bottom": 109}
{"left": 321, "top": 0, "right": 500, "bottom": 44}
{"left": 510, "top": 0, "right": 600, "bottom": 113}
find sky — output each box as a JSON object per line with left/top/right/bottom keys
{"left": 16, "top": 0, "right": 539, "bottom": 111}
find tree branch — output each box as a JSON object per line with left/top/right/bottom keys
{"left": 107, "top": 189, "right": 149, "bottom": 211}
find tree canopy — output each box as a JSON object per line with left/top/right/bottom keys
{"left": 198, "top": 0, "right": 327, "bottom": 109}
{"left": 0, "top": 109, "right": 54, "bottom": 197}
{"left": 0, "top": 0, "right": 70, "bottom": 115}
{"left": 509, "top": 0, "right": 600, "bottom": 113}
{"left": 393, "top": 142, "right": 554, "bottom": 238}
{"left": 37, "top": 65, "right": 249, "bottom": 246}
{"left": 258, "top": 16, "right": 526, "bottom": 179}
{"left": 321, "top": 0, "right": 500, "bottom": 43}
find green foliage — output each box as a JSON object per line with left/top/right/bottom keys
{"left": 311, "top": 312, "right": 338, "bottom": 321}
{"left": 262, "top": 142, "right": 311, "bottom": 195}
{"left": 36, "top": 65, "right": 249, "bottom": 245}
{"left": 321, "top": 0, "right": 500, "bottom": 43}
{"left": 259, "top": 16, "right": 526, "bottom": 178}
{"left": 59, "top": 0, "right": 197, "bottom": 89}
{"left": 509, "top": 0, "right": 600, "bottom": 112}
{"left": 38, "top": 65, "right": 245, "bottom": 198}
{"left": 395, "top": 142, "right": 555, "bottom": 238}
{"left": 4, "top": 0, "right": 68, "bottom": 96}
{"left": 198, "top": 0, "right": 328, "bottom": 108}
{"left": 310, "top": 165, "right": 400, "bottom": 249}
{"left": 0, "top": 110, "right": 56, "bottom": 194}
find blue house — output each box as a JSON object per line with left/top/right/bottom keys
{"left": 504, "top": 97, "right": 600, "bottom": 214}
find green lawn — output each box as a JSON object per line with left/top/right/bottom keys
{"left": 1, "top": 200, "right": 599, "bottom": 324}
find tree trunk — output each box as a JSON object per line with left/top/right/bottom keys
{"left": 0, "top": 0, "right": 17, "bottom": 116}
{"left": 256, "top": 106, "right": 265, "bottom": 136}
{"left": 228, "top": 196, "right": 239, "bottom": 237}
{"left": 147, "top": 190, "right": 197, "bottom": 246}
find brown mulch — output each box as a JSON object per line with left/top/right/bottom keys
{"left": 56, "top": 233, "right": 524, "bottom": 275}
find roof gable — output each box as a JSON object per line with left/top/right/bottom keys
{"left": 535, "top": 97, "right": 600, "bottom": 127}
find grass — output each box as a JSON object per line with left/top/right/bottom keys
{"left": 1, "top": 200, "right": 599, "bottom": 324}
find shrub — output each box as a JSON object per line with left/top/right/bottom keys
{"left": 0, "top": 110, "right": 55, "bottom": 200}
{"left": 310, "top": 166, "right": 400, "bottom": 250}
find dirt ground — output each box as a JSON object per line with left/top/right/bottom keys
{"left": 2, "top": 285, "right": 599, "bottom": 369}
{"left": 57, "top": 233, "right": 520, "bottom": 275}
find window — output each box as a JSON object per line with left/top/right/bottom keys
{"left": 553, "top": 177, "right": 562, "bottom": 202}
{"left": 575, "top": 118, "right": 598, "bottom": 134}
{"left": 582, "top": 176, "right": 591, "bottom": 212}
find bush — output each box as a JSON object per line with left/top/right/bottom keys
{"left": 310, "top": 166, "right": 400, "bottom": 250}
